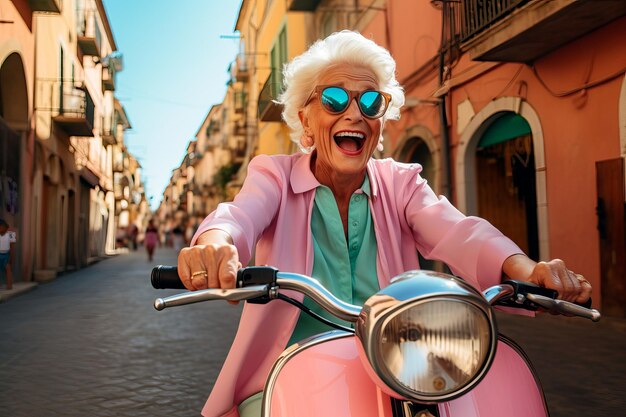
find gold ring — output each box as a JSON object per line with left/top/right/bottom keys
{"left": 191, "top": 270, "right": 208, "bottom": 278}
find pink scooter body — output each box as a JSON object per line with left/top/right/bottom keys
{"left": 266, "top": 333, "right": 548, "bottom": 417}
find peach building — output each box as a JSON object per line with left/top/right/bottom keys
{"left": 0, "top": 0, "right": 37, "bottom": 286}
{"left": 355, "top": 0, "right": 626, "bottom": 315}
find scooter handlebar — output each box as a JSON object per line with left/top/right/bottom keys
{"left": 151, "top": 265, "right": 186, "bottom": 289}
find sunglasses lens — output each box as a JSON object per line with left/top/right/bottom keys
{"left": 359, "top": 91, "right": 386, "bottom": 118}
{"left": 321, "top": 87, "right": 349, "bottom": 113}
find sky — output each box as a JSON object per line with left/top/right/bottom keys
{"left": 101, "top": 0, "right": 243, "bottom": 210}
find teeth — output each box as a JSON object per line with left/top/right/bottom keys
{"left": 335, "top": 132, "right": 365, "bottom": 139}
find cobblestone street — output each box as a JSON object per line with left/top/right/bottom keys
{"left": 0, "top": 248, "right": 242, "bottom": 417}
{"left": 0, "top": 248, "right": 625, "bottom": 416}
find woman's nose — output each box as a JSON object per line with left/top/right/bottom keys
{"left": 343, "top": 97, "right": 363, "bottom": 121}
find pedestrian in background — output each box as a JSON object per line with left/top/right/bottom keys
{"left": 0, "top": 218, "right": 15, "bottom": 290}
{"left": 127, "top": 223, "right": 139, "bottom": 251}
{"left": 172, "top": 224, "right": 186, "bottom": 252}
{"left": 144, "top": 219, "right": 159, "bottom": 262}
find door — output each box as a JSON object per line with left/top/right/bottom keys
{"left": 475, "top": 112, "right": 539, "bottom": 260}
{"left": 596, "top": 158, "right": 626, "bottom": 317}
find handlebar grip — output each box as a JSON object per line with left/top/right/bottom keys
{"left": 151, "top": 265, "right": 186, "bottom": 289}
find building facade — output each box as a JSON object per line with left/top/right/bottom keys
{"left": 0, "top": 0, "right": 37, "bottom": 285}
{"left": 356, "top": 0, "right": 626, "bottom": 315}
{"left": 1, "top": 0, "right": 146, "bottom": 285}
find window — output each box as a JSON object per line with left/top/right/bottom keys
{"left": 270, "top": 26, "right": 288, "bottom": 98}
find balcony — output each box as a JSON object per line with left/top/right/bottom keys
{"left": 234, "top": 91, "right": 246, "bottom": 114}
{"left": 461, "top": 0, "right": 626, "bottom": 63}
{"left": 230, "top": 54, "right": 249, "bottom": 82}
{"left": 102, "top": 65, "right": 116, "bottom": 91}
{"left": 231, "top": 138, "right": 247, "bottom": 163}
{"left": 101, "top": 116, "right": 116, "bottom": 145}
{"left": 206, "top": 120, "right": 220, "bottom": 137}
{"left": 77, "top": 8, "right": 102, "bottom": 56}
{"left": 258, "top": 69, "right": 283, "bottom": 122}
{"left": 29, "top": 0, "right": 61, "bottom": 13}
{"left": 233, "top": 121, "right": 247, "bottom": 137}
{"left": 113, "top": 149, "right": 126, "bottom": 172}
{"left": 287, "top": 0, "right": 322, "bottom": 11}
{"left": 113, "top": 158, "right": 124, "bottom": 173}
{"left": 37, "top": 79, "right": 95, "bottom": 136}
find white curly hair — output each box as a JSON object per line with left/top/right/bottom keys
{"left": 277, "top": 30, "right": 405, "bottom": 153}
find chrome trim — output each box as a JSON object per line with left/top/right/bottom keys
{"left": 276, "top": 272, "right": 362, "bottom": 322}
{"left": 482, "top": 284, "right": 516, "bottom": 305}
{"left": 356, "top": 270, "right": 498, "bottom": 403}
{"left": 153, "top": 285, "right": 269, "bottom": 310}
{"left": 498, "top": 334, "right": 550, "bottom": 416}
{"left": 261, "top": 330, "right": 353, "bottom": 417}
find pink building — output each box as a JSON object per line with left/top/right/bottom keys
{"left": 0, "top": 0, "right": 38, "bottom": 286}
{"left": 359, "top": 0, "right": 626, "bottom": 316}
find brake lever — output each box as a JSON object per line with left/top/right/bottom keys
{"left": 154, "top": 285, "right": 270, "bottom": 311}
{"left": 525, "top": 293, "right": 601, "bottom": 322}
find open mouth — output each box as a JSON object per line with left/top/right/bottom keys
{"left": 334, "top": 131, "right": 366, "bottom": 154}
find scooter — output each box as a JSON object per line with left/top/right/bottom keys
{"left": 151, "top": 266, "right": 600, "bottom": 417}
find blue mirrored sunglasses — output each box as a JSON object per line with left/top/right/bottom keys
{"left": 304, "top": 85, "right": 391, "bottom": 119}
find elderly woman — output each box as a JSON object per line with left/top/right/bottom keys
{"left": 179, "top": 31, "right": 591, "bottom": 417}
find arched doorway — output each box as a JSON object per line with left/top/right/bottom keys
{"left": 475, "top": 112, "right": 539, "bottom": 260}
{"left": 456, "top": 97, "right": 549, "bottom": 261}
{"left": 0, "top": 52, "right": 28, "bottom": 282}
{"left": 399, "top": 137, "right": 435, "bottom": 184}
{"left": 597, "top": 75, "right": 626, "bottom": 317}
{"left": 394, "top": 125, "right": 441, "bottom": 193}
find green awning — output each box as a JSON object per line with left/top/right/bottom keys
{"left": 478, "top": 113, "right": 531, "bottom": 148}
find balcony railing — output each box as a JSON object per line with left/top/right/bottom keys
{"left": 102, "top": 65, "right": 116, "bottom": 91}
{"left": 461, "top": 0, "right": 530, "bottom": 42}
{"left": 233, "top": 121, "right": 246, "bottom": 137}
{"left": 101, "top": 115, "right": 116, "bottom": 145}
{"left": 113, "top": 158, "right": 124, "bottom": 172}
{"left": 29, "top": 0, "right": 61, "bottom": 13}
{"left": 287, "top": 0, "right": 322, "bottom": 11}
{"left": 37, "top": 79, "right": 95, "bottom": 136}
{"left": 231, "top": 53, "right": 249, "bottom": 82}
{"left": 258, "top": 69, "right": 283, "bottom": 122}
{"left": 461, "top": 0, "right": 626, "bottom": 62}
{"left": 77, "top": 7, "right": 102, "bottom": 56}
{"left": 232, "top": 138, "right": 247, "bottom": 163}
{"left": 206, "top": 120, "right": 220, "bottom": 137}
{"left": 234, "top": 91, "right": 246, "bottom": 114}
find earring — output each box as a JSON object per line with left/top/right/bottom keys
{"left": 301, "top": 131, "right": 314, "bottom": 148}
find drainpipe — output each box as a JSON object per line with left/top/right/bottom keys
{"left": 438, "top": 3, "right": 452, "bottom": 200}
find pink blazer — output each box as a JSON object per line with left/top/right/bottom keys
{"left": 191, "top": 153, "right": 522, "bottom": 417}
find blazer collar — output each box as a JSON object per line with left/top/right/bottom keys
{"left": 290, "top": 151, "right": 379, "bottom": 198}
{"left": 290, "top": 152, "right": 319, "bottom": 194}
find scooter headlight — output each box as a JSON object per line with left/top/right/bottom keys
{"left": 356, "top": 271, "right": 497, "bottom": 402}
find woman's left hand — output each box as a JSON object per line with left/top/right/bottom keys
{"left": 503, "top": 255, "right": 592, "bottom": 304}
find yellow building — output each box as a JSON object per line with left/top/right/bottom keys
{"left": 31, "top": 0, "right": 125, "bottom": 279}
{"left": 234, "top": 0, "right": 308, "bottom": 164}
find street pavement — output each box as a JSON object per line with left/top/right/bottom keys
{"left": 0, "top": 247, "right": 242, "bottom": 417}
{"left": 0, "top": 247, "right": 625, "bottom": 416}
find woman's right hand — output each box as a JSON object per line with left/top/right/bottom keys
{"left": 177, "top": 229, "right": 241, "bottom": 291}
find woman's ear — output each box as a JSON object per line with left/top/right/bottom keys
{"left": 298, "top": 109, "right": 314, "bottom": 147}
{"left": 298, "top": 108, "right": 309, "bottom": 130}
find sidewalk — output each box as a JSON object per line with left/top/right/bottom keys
{"left": 0, "top": 250, "right": 125, "bottom": 303}
{"left": 0, "top": 281, "right": 38, "bottom": 303}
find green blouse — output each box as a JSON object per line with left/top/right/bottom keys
{"left": 287, "top": 175, "right": 380, "bottom": 346}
